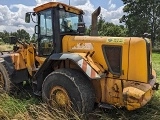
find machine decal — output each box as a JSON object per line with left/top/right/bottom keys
{"left": 72, "top": 43, "right": 93, "bottom": 50}
{"left": 77, "top": 59, "right": 100, "bottom": 79}
{"left": 107, "top": 38, "right": 124, "bottom": 44}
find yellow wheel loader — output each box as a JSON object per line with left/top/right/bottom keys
{"left": 0, "top": 2, "right": 159, "bottom": 113}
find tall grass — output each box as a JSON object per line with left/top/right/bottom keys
{"left": 0, "top": 93, "right": 83, "bottom": 120}
{"left": 0, "top": 44, "right": 13, "bottom": 51}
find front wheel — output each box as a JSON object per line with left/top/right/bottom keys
{"left": 42, "top": 68, "right": 95, "bottom": 113}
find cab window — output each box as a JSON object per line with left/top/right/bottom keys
{"left": 39, "top": 9, "right": 54, "bottom": 56}
{"left": 59, "top": 9, "right": 80, "bottom": 32}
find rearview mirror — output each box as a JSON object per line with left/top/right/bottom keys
{"left": 25, "top": 12, "right": 31, "bottom": 23}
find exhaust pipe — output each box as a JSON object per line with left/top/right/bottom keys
{"left": 91, "top": 6, "right": 101, "bottom": 36}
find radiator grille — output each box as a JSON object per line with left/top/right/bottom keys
{"left": 103, "top": 46, "right": 122, "bottom": 75}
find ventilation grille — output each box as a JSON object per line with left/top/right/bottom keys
{"left": 103, "top": 46, "right": 122, "bottom": 75}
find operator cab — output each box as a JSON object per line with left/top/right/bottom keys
{"left": 25, "top": 2, "right": 85, "bottom": 56}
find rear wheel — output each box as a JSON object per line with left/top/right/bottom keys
{"left": 42, "top": 68, "right": 95, "bottom": 113}
{"left": 0, "top": 62, "right": 12, "bottom": 93}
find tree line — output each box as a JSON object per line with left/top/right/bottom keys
{"left": 120, "top": 0, "right": 160, "bottom": 46}
{"left": 85, "top": 15, "right": 128, "bottom": 37}
{"left": 0, "top": 29, "right": 35, "bottom": 43}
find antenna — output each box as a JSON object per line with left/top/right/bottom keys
{"left": 69, "top": 0, "right": 70, "bottom": 5}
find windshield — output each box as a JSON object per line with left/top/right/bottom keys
{"left": 59, "top": 9, "right": 82, "bottom": 33}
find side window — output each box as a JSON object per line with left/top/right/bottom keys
{"left": 39, "top": 9, "right": 53, "bottom": 56}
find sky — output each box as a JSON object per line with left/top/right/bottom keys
{"left": 0, "top": 0, "right": 124, "bottom": 35}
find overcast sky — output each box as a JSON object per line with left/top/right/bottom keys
{"left": 0, "top": 0, "right": 124, "bottom": 35}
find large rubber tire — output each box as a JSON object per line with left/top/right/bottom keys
{"left": 0, "top": 62, "right": 12, "bottom": 93}
{"left": 42, "top": 68, "right": 95, "bottom": 113}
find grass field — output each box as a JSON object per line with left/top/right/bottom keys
{"left": 0, "top": 44, "right": 13, "bottom": 51}
{"left": 0, "top": 52, "right": 159, "bottom": 120}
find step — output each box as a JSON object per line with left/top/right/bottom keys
{"left": 98, "top": 103, "right": 114, "bottom": 109}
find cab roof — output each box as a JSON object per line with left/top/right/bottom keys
{"left": 34, "top": 2, "right": 84, "bottom": 15}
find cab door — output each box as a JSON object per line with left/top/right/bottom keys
{"left": 38, "top": 9, "right": 54, "bottom": 56}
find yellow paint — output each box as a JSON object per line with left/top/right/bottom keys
{"left": 100, "top": 78, "right": 124, "bottom": 106}
{"left": 77, "top": 53, "right": 105, "bottom": 74}
{"left": 10, "top": 53, "right": 26, "bottom": 70}
{"left": 128, "top": 38, "right": 148, "bottom": 83}
{"left": 35, "top": 56, "right": 46, "bottom": 66}
{"left": 62, "top": 35, "right": 157, "bottom": 110}
{"left": 26, "top": 46, "right": 36, "bottom": 76}
{"left": 34, "top": 2, "right": 83, "bottom": 14}
{"left": 11, "top": 34, "right": 156, "bottom": 110}
{"left": 17, "top": 1, "right": 158, "bottom": 110}
{"left": 50, "top": 86, "right": 71, "bottom": 107}
{"left": 62, "top": 35, "right": 130, "bottom": 80}
{"left": 10, "top": 43, "right": 46, "bottom": 76}
{"left": 123, "top": 86, "right": 154, "bottom": 110}
{"left": 122, "top": 70, "right": 156, "bottom": 110}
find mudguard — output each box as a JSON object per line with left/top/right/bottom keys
{"left": 48, "top": 53, "right": 101, "bottom": 79}
{"left": 34, "top": 53, "right": 101, "bottom": 91}
{"left": 48, "top": 53, "right": 82, "bottom": 61}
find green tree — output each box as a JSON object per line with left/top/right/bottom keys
{"left": 17, "top": 29, "right": 30, "bottom": 41}
{"left": 31, "top": 33, "right": 36, "bottom": 42}
{"left": 85, "top": 26, "right": 91, "bottom": 35}
{"left": 2, "top": 30, "right": 10, "bottom": 43}
{"left": 0, "top": 32, "right": 4, "bottom": 43}
{"left": 86, "top": 15, "right": 128, "bottom": 37}
{"left": 0, "top": 29, "right": 30, "bottom": 43}
{"left": 120, "top": 0, "right": 160, "bottom": 46}
{"left": 10, "top": 32, "right": 18, "bottom": 38}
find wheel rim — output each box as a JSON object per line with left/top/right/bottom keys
{"left": 0, "top": 72, "right": 4, "bottom": 89}
{"left": 50, "top": 86, "right": 71, "bottom": 108}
